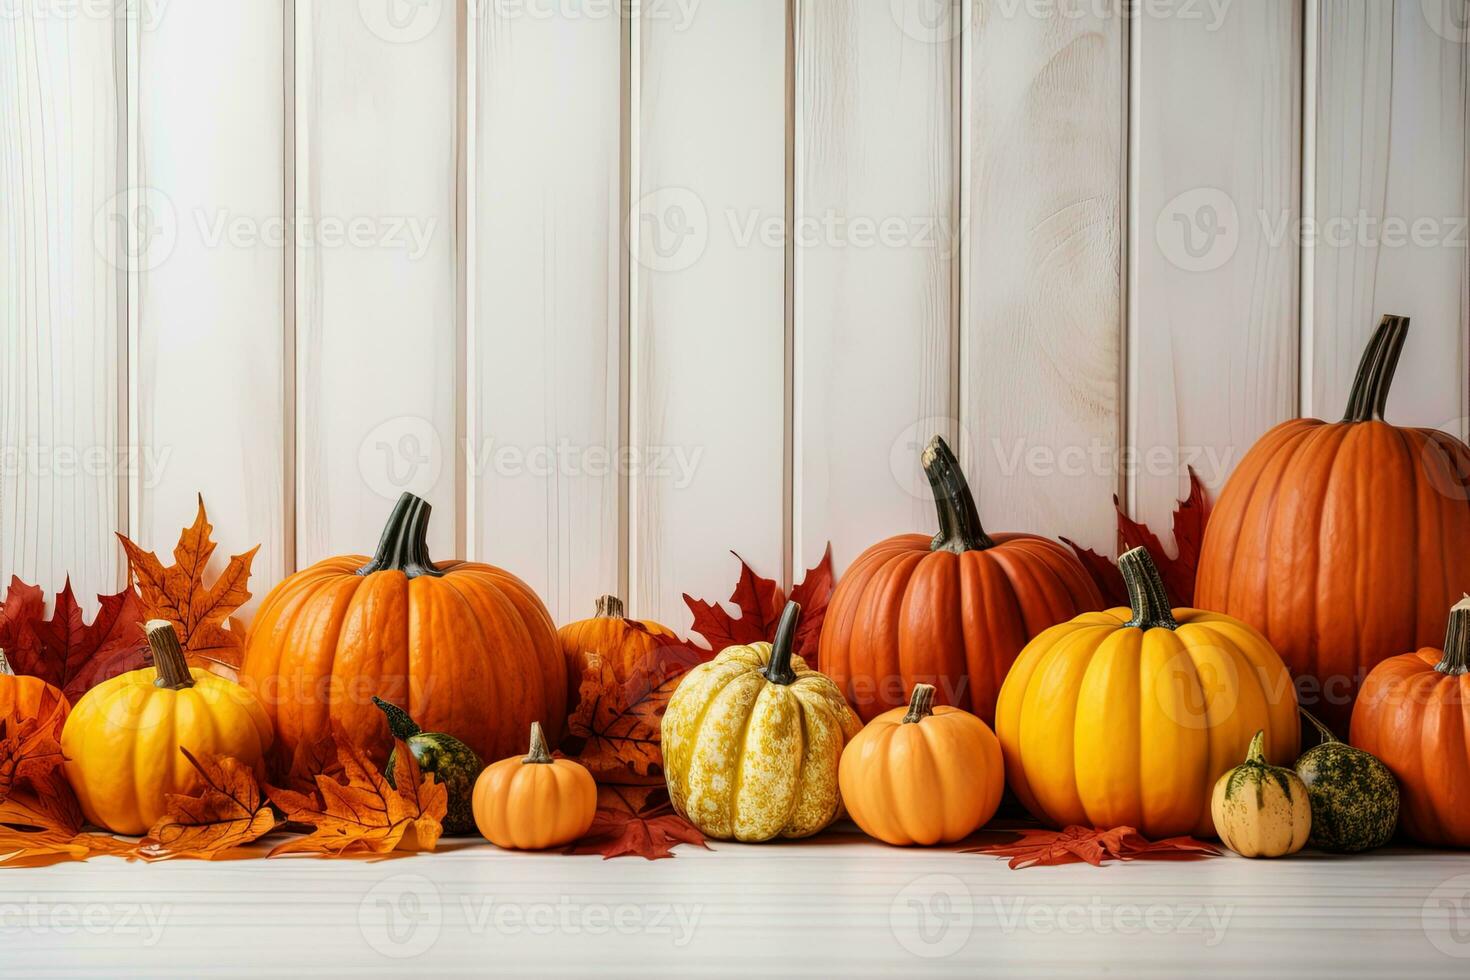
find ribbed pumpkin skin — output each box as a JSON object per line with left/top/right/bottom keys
{"left": 61, "top": 667, "right": 273, "bottom": 835}
{"left": 0, "top": 673, "right": 69, "bottom": 736}
{"left": 557, "top": 596, "right": 676, "bottom": 708}
{"left": 996, "top": 552, "right": 1300, "bottom": 840}
{"left": 1351, "top": 649, "right": 1470, "bottom": 847}
{"left": 838, "top": 691, "right": 1003, "bottom": 846}
{"left": 242, "top": 557, "right": 564, "bottom": 773}
{"left": 821, "top": 533, "right": 1104, "bottom": 725}
{"left": 1210, "top": 733, "right": 1312, "bottom": 858}
{"left": 473, "top": 732, "right": 597, "bottom": 850}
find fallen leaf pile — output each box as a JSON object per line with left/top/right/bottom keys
{"left": 684, "top": 547, "right": 833, "bottom": 661}
{"left": 565, "top": 784, "right": 708, "bottom": 861}
{"left": 963, "top": 825, "right": 1220, "bottom": 869}
{"left": 0, "top": 578, "right": 150, "bottom": 701}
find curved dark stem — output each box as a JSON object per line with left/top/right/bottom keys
{"left": 762, "top": 601, "right": 802, "bottom": 686}
{"left": 146, "top": 620, "right": 195, "bottom": 690}
{"left": 903, "top": 684, "right": 936, "bottom": 724}
{"left": 594, "top": 594, "right": 626, "bottom": 619}
{"left": 1343, "top": 315, "right": 1410, "bottom": 422}
{"left": 373, "top": 697, "right": 423, "bottom": 740}
{"left": 356, "top": 492, "right": 445, "bottom": 578}
{"left": 1436, "top": 596, "right": 1470, "bottom": 676}
{"left": 922, "top": 435, "right": 995, "bottom": 554}
{"left": 1300, "top": 708, "right": 1339, "bottom": 746}
{"left": 1119, "top": 548, "right": 1178, "bottom": 630}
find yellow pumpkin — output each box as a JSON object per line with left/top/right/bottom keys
{"left": 996, "top": 547, "right": 1300, "bottom": 839}
{"left": 61, "top": 620, "right": 273, "bottom": 835}
{"left": 662, "top": 601, "right": 861, "bottom": 842}
{"left": 1210, "top": 730, "right": 1312, "bottom": 858}
{"left": 472, "top": 722, "right": 597, "bottom": 850}
{"left": 838, "top": 684, "right": 1004, "bottom": 846}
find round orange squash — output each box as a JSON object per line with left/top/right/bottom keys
{"left": 0, "top": 647, "right": 69, "bottom": 736}
{"left": 997, "top": 547, "right": 1300, "bottom": 839}
{"left": 1351, "top": 596, "right": 1470, "bottom": 847}
{"left": 558, "top": 594, "right": 676, "bottom": 709}
{"left": 1197, "top": 315, "right": 1470, "bottom": 735}
{"left": 240, "top": 492, "right": 565, "bottom": 774}
{"left": 819, "top": 435, "right": 1106, "bottom": 725}
{"left": 838, "top": 683, "right": 1004, "bottom": 846}
{"left": 473, "top": 721, "right": 597, "bottom": 849}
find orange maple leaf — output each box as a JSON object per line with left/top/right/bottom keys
{"left": 136, "top": 749, "right": 278, "bottom": 861}
{"left": 264, "top": 736, "right": 447, "bottom": 857}
{"left": 116, "top": 494, "right": 259, "bottom": 678}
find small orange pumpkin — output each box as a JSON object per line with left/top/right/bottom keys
{"left": 1351, "top": 596, "right": 1470, "bottom": 847}
{"left": 472, "top": 722, "right": 597, "bottom": 850}
{"left": 558, "top": 595, "right": 676, "bottom": 708}
{"left": 0, "top": 647, "right": 69, "bottom": 736}
{"left": 838, "top": 683, "right": 1003, "bottom": 846}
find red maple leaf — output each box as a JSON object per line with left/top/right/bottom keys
{"left": 0, "top": 577, "right": 151, "bottom": 702}
{"left": 963, "top": 825, "right": 1219, "bottom": 869}
{"left": 564, "top": 784, "right": 709, "bottom": 860}
{"left": 1064, "top": 469, "right": 1212, "bottom": 607}
{"left": 682, "top": 546, "right": 834, "bottom": 661}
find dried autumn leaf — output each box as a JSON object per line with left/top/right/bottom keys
{"left": 962, "top": 825, "right": 1220, "bottom": 869}
{"left": 564, "top": 642, "right": 712, "bottom": 780}
{"left": 265, "top": 736, "right": 446, "bottom": 857}
{"left": 117, "top": 494, "right": 259, "bottom": 678}
{"left": 564, "top": 785, "right": 708, "bottom": 861}
{"left": 0, "top": 716, "right": 66, "bottom": 799}
{"left": 0, "top": 578, "right": 150, "bottom": 701}
{"left": 137, "top": 749, "right": 277, "bottom": 861}
{"left": 683, "top": 546, "right": 835, "bottom": 660}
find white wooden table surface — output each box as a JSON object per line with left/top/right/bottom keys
{"left": 4, "top": 827, "right": 1470, "bottom": 978}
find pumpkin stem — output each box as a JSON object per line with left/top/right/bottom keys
{"left": 356, "top": 492, "right": 447, "bottom": 579}
{"left": 1245, "top": 730, "right": 1267, "bottom": 765}
{"left": 922, "top": 435, "right": 996, "bottom": 554}
{"left": 761, "top": 601, "right": 802, "bottom": 686}
{"left": 145, "top": 620, "right": 195, "bottom": 690}
{"left": 594, "top": 594, "right": 626, "bottom": 619}
{"left": 0, "top": 648, "right": 11, "bottom": 677}
{"left": 1436, "top": 596, "right": 1470, "bottom": 676}
{"left": 1342, "top": 314, "right": 1410, "bottom": 422}
{"left": 902, "top": 684, "right": 936, "bottom": 724}
{"left": 523, "top": 721, "right": 553, "bottom": 765}
{"left": 1118, "top": 547, "right": 1178, "bottom": 630}
{"left": 372, "top": 696, "right": 423, "bottom": 740}
{"left": 1300, "top": 708, "right": 1339, "bottom": 746}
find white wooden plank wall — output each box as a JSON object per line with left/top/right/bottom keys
{"left": 2, "top": 0, "right": 1468, "bottom": 630}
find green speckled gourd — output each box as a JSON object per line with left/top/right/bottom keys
{"left": 1211, "top": 730, "right": 1311, "bottom": 857}
{"left": 374, "top": 697, "right": 483, "bottom": 835}
{"left": 1295, "top": 710, "right": 1399, "bottom": 853}
{"left": 662, "top": 601, "right": 862, "bottom": 842}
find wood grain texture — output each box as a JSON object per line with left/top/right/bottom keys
{"left": 794, "top": 0, "right": 958, "bottom": 576}
{"left": 631, "top": 0, "right": 787, "bottom": 629}
{"left": 473, "top": 5, "right": 622, "bottom": 622}
{"left": 1308, "top": 0, "right": 1470, "bottom": 432}
{"left": 1130, "top": 0, "right": 1303, "bottom": 532}
{"left": 134, "top": 0, "right": 288, "bottom": 614}
{"left": 962, "top": 3, "right": 1124, "bottom": 556}
{"left": 294, "top": 0, "right": 460, "bottom": 565}
{"left": 0, "top": 6, "right": 125, "bottom": 609}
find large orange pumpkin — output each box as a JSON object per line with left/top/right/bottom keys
{"left": 1197, "top": 315, "right": 1470, "bottom": 735}
{"left": 557, "top": 594, "right": 676, "bottom": 709}
{"left": 0, "top": 648, "right": 69, "bottom": 736}
{"left": 1350, "top": 597, "right": 1470, "bottom": 847}
{"left": 241, "top": 492, "right": 565, "bottom": 773}
{"left": 819, "top": 435, "right": 1106, "bottom": 724}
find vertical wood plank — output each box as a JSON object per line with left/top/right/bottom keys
{"left": 962, "top": 4, "right": 1125, "bottom": 556}
{"left": 0, "top": 6, "right": 124, "bottom": 607}
{"left": 794, "top": 0, "right": 958, "bottom": 575}
{"left": 473, "top": 6, "right": 622, "bottom": 622}
{"left": 134, "top": 0, "right": 287, "bottom": 613}
{"left": 632, "top": 0, "right": 787, "bottom": 629}
{"left": 1130, "top": 0, "right": 1303, "bottom": 530}
{"left": 1308, "top": 0, "right": 1469, "bottom": 432}
{"left": 295, "top": 0, "right": 460, "bottom": 563}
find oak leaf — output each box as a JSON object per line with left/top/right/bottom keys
{"left": 564, "top": 785, "right": 708, "bottom": 861}
{"left": 117, "top": 494, "right": 259, "bottom": 678}
{"left": 962, "top": 825, "right": 1220, "bottom": 869}
{"left": 137, "top": 749, "right": 278, "bottom": 861}
{"left": 0, "top": 578, "right": 150, "bottom": 701}
{"left": 683, "top": 546, "right": 834, "bottom": 661}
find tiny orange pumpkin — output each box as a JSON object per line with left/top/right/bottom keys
{"left": 472, "top": 722, "right": 597, "bottom": 850}
{"left": 0, "top": 647, "right": 69, "bottom": 736}
{"left": 558, "top": 595, "right": 676, "bottom": 709}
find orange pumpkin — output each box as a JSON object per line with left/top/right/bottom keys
{"left": 241, "top": 492, "right": 565, "bottom": 773}
{"left": 0, "top": 648, "right": 69, "bottom": 736}
{"left": 819, "top": 435, "right": 1106, "bottom": 724}
{"left": 1197, "top": 315, "right": 1470, "bottom": 734}
{"left": 1350, "top": 597, "right": 1470, "bottom": 847}
{"left": 472, "top": 722, "right": 597, "bottom": 849}
{"left": 558, "top": 594, "right": 676, "bottom": 708}
{"left": 838, "top": 684, "right": 1004, "bottom": 846}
